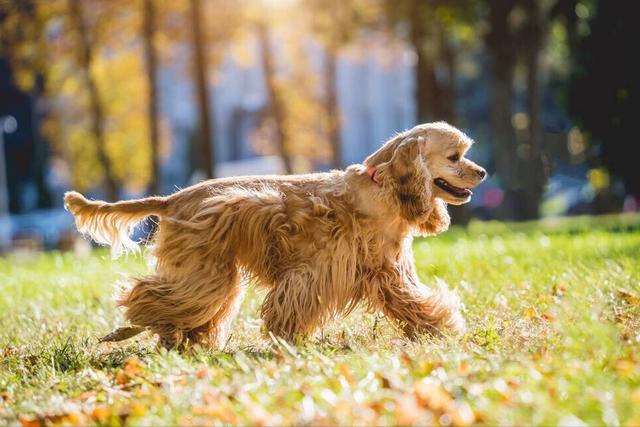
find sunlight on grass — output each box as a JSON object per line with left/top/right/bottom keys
{"left": 1, "top": 215, "right": 639, "bottom": 425}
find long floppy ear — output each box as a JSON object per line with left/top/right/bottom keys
{"left": 375, "top": 137, "right": 433, "bottom": 222}
{"left": 415, "top": 198, "right": 450, "bottom": 236}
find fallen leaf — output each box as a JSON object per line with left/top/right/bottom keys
{"left": 98, "top": 326, "right": 145, "bottom": 343}
{"left": 249, "top": 404, "right": 273, "bottom": 426}
{"left": 71, "top": 391, "right": 94, "bottom": 402}
{"left": 400, "top": 350, "right": 413, "bottom": 366}
{"left": 552, "top": 282, "right": 568, "bottom": 296}
{"left": 615, "top": 359, "right": 637, "bottom": 378}
{"left": 413, "top": 379, "right": 452, "bottom": 412}
{"left": 457, "top": 360, "right": 470, "bottom": 376}
{"left": 540, "top": 312, "right": 555, "bottom": 321}
{"left": 617, "top": 288, "right": 640, "bottom": 305}
{"left": 524, "top": 307, "right": 537, "bottom": 319}
{"left": 203, "top": 388, "right": 219, "bottom": 406}
{"left": 18, "top": 416, "right": 41, "bottom": 427}
{"left": 195, "top": 364, "right": 209, "bottom": 379}
{"left": 19, "top": 412, "right": 88, "bottom": 427}
{"left": 91, "top": 406, "right": 110, "bottom": 422}
{"left": 123, "top": 356, "right": 143, "bottom": 377}
{"left": 448, "top": 401, "right": 476, "bottom": 426}
{"left": 395, "top": 393, "right": 426, "bottom": 425}
{"left": 338, "top": 364, "right": 355, "bottom": 385}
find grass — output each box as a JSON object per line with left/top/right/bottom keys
{"left": 1, "top": 213, "right": 640, "bottom": 426}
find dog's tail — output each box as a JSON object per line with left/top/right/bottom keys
{"left": 64, "top": 191, "right": 168, "bottom": 257}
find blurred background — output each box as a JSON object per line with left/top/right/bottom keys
{"left": 0, "top": 0, "right": 637, "bottom": 252}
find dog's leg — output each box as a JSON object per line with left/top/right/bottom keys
{"left": 187, "top": 279, "right": 247, "bottom": 349}
{"left": 118, "top": 263, "right": 242, "bottom": 349}
{"left": 260, "top": 272, "right": 329, "bottom": 342}
{"left": 366, "top": 267, "right": 465, "bottom": 338}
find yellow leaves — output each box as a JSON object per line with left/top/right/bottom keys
{"left": 617, "top": 288, "right": 640, "bottom": 305}
{"left": 457, "top": 360, "right": 470, "bottom": 377}
{"left": 615, "top": 359, "right": 638, "bottom": 379}
{"left": 524, "top": 306, "right": 538, "bottom": 319}
{"left": 395, "top": 393, "right": 428, "bottom": 426}
{"left": 404, "top": 379, "right": 476, "bottom": 426}
{"left": 91, "top": 406, "right": 110, "bottom": 423}
{"left": 523, "top": 305, "right": 555, "bottom": 322}
{"left": 338, "top": 364, "right": 355, "bottom": 386}
{"left": 19, "top": 412, "right": 88, "bottom": 426}
{"left": 18, "top": 401, "right": 150, "bottom": 427}
{"left": 195, "top": 364, "right": 209, "bottom": 379}
{"left": 116, "top": 356, "right": 144, "bottom": 385}
{"left": 192, "top": 387, "right": 238, "bottom": 424}
{"left": 413, "top": 380, "right": 452, "bottom": 412}
{"left": 18, "top": 415, "right": 41, "bottom": 427}
{"left": 552, "top": 282, "right": 568, "bottom": 297}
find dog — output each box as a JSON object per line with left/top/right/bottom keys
{"left": 64, "top": 122, "right": 486, "bottom": 348}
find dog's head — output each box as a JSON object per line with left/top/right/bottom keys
{"left": 364, "top": 122, "right": 486, "bottom": 234}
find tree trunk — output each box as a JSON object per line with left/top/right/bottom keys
{"left": 435, "top": 31, "right": 456, "bottom": 123}
{"left": 324, "top": 45, "right": 342, "bottom": 169}
{"left": 256, "top": 21, "right": 293, "bottom": 174}
{"left": 143, "top": 0, "right": 160, "bottom": 194}
{"left": 68, "top": 0, "right": 118, "bottom": 200}
{"left": 485, "top": 0, "right": 521, "bottom": 219}
{"left": 521, "top": 0, "right": 547, "bottom": 219}
{"left": 409, "top": 4, "right": 437, "bottom": 123}
{"left": 189, "top": 0, "right": 215, "bottom": 179}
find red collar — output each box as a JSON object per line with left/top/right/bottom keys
{"left": 366, "top": 166, "right": 380, "bottom": 185}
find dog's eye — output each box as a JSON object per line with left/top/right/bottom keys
{"left": 447, "top": 154, "right": 460, "bottom": 162}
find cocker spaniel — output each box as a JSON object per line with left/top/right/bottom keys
{"left": 64, "top": 122, "right": 486, "bottom": 348}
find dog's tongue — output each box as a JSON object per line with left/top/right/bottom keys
{"left": 434, "top": 178, "right": 471, "bottom": 198}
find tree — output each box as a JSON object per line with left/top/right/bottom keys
{"left": 303, "top": 0, "right": 375, "bottom": 169}
{"left": 482, "top": 0, "right": 578, "bottom": 220}
{"left": 67, "top": 0, "right": 119, "bottom": 200}
{"left": 189, "top": 0, "right": 215, "bottom": 179}
{"left": 384, "top": 0, "right": 477, "bottom": 223}
{"left": 142, "top": 0, "right": 160, "bottom": 194}
{"left": 385, "top": 0, "right": 473, "bottom": 125}
{"left": 568, "top": 0, "right": 640, "bottom": 200}
{"left": 323, "top": 37, "right": 342, "bottom": 169}
{"left": 255, "top": 19, "right": 293, "bottom": 174}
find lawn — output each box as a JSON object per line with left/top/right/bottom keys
{"left": 1, "top": 214, "right": 640, "bottom": 426}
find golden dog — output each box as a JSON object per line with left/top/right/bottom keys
{"left": 65, "top": 122, "right": 486, "bottom": 348}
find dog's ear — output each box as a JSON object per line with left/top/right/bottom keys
{"left": 414, "top": 198, "right": 450, "bottom": 236}
{"left": 376, "top": 137, "right": 433, "bottom": 222}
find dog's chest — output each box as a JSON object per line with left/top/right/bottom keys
{"left": 365, "top": 222, "right": 407, "bottom": 265}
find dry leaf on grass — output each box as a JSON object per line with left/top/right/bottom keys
{"left": 413, "top": 380, "right": 452, "bottom": 412}
{"left": 395, "top": 393, "right": 428, "bottom": 425}
{"left": 552, "top": 282, "right": 568, "bottom": 297}
{"left": 617, "top": 288, "right": 640, "bottom": 305}
{"left": 98, "top": 326, "right": 145, "bottom": 343}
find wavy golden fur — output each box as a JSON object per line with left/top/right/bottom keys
{"left": 64, "top": 122, "right": 486, "bottom": 348}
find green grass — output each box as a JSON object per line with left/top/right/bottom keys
{"left": 1, "top": 214, "right": 640, "bottom": 426}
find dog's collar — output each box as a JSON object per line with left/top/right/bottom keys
{"left": 365, "top": 166, "right": 380, "bottom": 185}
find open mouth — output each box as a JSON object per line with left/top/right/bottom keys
{"left": 434, "top": 178, "right": 472, "bottom": 199}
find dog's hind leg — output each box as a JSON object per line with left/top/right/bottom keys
{"left": 117, "top": 262, "right": 243, "bottom": 349}
{"left": 184, "top": 278, "right": 246, "bottom": 349}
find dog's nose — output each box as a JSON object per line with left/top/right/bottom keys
{"left": 477, "top": 168, "right": 487, "bottom": 180}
